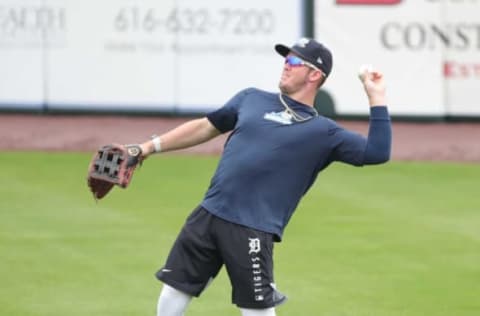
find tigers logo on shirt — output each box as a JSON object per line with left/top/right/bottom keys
{"left": 264, "top": 111, "right": 293, "bottom": 125}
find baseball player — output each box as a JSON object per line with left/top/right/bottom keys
{"left": 138, "top": 38, "right": 392, "bottom": 316}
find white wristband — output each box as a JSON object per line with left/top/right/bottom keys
{"left": 151, "top": 135, "right": 162, "bottom": 153}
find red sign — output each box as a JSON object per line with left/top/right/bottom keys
{"left": 337, "top": 0, "right": 402, "bottom": 4}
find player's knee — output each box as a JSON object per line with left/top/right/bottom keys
{"left": 157, "top": 284, "right": 192, "bottom": 316}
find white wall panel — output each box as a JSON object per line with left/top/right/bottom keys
{"left": 1, "top": 0, "right": 302, "bottom": 112}
{"left": 0, "top": 0, "right": 52, "bottom": 109}
{"left": 46, "top": 0, "right": 177, "bottom": 110}
{"left": 315, "top": 0, "right": 480, "bottom": 117}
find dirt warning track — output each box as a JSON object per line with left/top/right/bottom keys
{"left": 1, "top": 114, "right": 479, "bottom": 162}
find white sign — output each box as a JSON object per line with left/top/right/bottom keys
{"left": 46, "top": 0, "right": 177, "bottom": 111}
{"left": 0, "top": 0, "right": 58, "bottom": 109}
{"left": 443, "top": 1, "right": 480, "bottom": 116}
{"left": 173, "top": 0, "right": 297, "bottom": 111}
{"left": 21, "top": 0, "right": 301, "bottom": 112}
{"left": 315, "top": 0, "right": 480, "bottom": 117}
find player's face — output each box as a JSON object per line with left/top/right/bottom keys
{"left": 278, "top": 54, "right": 316, "bottom": 95}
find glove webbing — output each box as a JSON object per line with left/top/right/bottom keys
{"left": 94, "top": 150, "right": 123, "bottom": 179}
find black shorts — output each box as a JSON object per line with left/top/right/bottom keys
{"left": 156, "top": 206, "right": 287, "bottom": 309}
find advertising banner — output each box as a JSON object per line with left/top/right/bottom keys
{"left": 315, "top": 0, "right": 480, "bottom": 117}
{"left": 0, "top": 0, "right": 58, "bottom": 109}
{"left": 46, "top": 0, "right": 177, "bottom": 111}
{"left": 174, "top": 0, "right": 295, "bottom": 111}
{"left": 45, "top": 0, "right": 302, "bottom": 112}
{"left": 443, "top": 1, "right": 480, "bottom": 116}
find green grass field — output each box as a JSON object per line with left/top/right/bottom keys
{"left": 1, "top": 152, "right": 479, "bottom": 316}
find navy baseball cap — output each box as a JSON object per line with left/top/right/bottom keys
{"left": 275, "top": 38, "right": 333, "bottom": 77}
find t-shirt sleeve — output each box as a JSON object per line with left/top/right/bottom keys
{"left": 328, "top": 106, "right": 391, "bottom": 166}
{"left": 328, "top": 126, "right": 368, "bottom": 166}
{"left": 206, "top": 88, "right": 252, "bottom": 133}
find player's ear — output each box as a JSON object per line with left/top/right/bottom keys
{"left": 309, "top": 70, "right": 324, "bottom": 86}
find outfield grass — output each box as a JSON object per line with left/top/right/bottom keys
{"left": 0, "top": 152, "right": 479, "bottom": 316}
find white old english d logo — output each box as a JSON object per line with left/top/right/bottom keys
{"left": 248, "top": 238, "right": 261, "bottom": 254}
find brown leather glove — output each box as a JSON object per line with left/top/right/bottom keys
{"left": 87, "top": 144, "right": 143, "bottom": 200}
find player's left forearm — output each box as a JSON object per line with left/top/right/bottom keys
{"left": 363, "top": 106, "right": 392, "bottom": 164}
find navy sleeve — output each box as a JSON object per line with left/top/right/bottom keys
{"left": 329, "top": 106, "right": 391, "bottom": 166}
{"left": 206, "top": 88, "right": 252, "bottom": 133}
{"left": 363, "top": 106, "right": 392, "bottom": 164}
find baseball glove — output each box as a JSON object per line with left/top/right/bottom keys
{"left": 87, "top": 144, "right": 143, "bottom": 200}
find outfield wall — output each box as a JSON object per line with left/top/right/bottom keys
{"left": 315, "top": 0, "right": 480, "bottom": 118}
{"left": 0, "top": 0, "right": 479, "bottom": 118}
{"left": 0, "top": 0, "right": 303, "bottom": 113}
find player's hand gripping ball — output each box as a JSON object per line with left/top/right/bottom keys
{"left": 87, "top": 144, "right": 143, "bottom": 200}
{"left": 358, "top": 64, "right": 373, "bottom": 81}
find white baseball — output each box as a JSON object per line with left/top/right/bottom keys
{"left": 358, "top": 64, "right": 373, "bottom": 79}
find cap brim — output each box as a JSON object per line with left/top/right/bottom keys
{"left": 275, "top": 44, "right": 310, "bottom": 64}
{"left": 275, "top": 44, "right": 291, "bottom": 57}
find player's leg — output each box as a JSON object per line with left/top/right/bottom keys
{"left": 155, "top": 206, "right": 223, "bottom": 314}
{"left": 239, "top": 307, "right": 277, "bottom": 316}
{"left": 214, "top": 216, "right": 287, "bottom": 310}
{"left": 156, "top": 284, "right": 192, "bottom": 316}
